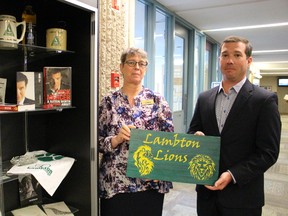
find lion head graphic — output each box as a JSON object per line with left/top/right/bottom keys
{"left": 188, "top": 154, "right": 216, "bottom": 181}
{"left": 133, "top": 145, "right": 154, "bottom": 176}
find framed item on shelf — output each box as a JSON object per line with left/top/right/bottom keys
{"left": 16, "top": 72, "right": 43, "bottom": 108}
{"left": 0, "top": 78, "right": 7, "bottom": 104}
{"left": 43, "top": 67, "right": 72, "bottom": 107}
{"left": 18, "top": 174, "right": 42, "bottom": 207}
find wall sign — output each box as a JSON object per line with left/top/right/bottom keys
{"left": 126, "top": 129, "right": 220, "bottom": 185}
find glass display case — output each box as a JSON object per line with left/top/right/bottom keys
{"left": 0, "top": 143, "right": 4, "bottom": 216}
{"left": 0, "top": 0, "right": 98, "bottom": 215}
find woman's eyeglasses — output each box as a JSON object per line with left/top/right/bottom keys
{"left": 125, "top": 60, "right": 148, "bottom": 68}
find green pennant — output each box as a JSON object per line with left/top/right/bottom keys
{"left": 126, "top": 129, "right": 220, "bottom": 185}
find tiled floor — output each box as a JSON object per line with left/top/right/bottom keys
{"left": 163, "top": 115, "right": 288, "bottom": 216}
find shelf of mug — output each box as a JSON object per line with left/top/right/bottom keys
{"left": 0, "top": 41, "right": 74, "bottom": 55}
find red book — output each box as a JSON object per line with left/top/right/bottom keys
{"left": 43, "top": 67, "right": 72, "bottom": 107}
{"left": 0, "top": 103, "right": 35, "bottom": 111}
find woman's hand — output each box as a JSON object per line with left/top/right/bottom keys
{"left": 111, "top": 124, "right": 136, "bottom": 148}
{"left": 194, "top": 131, "right": 205, "bottom": 136}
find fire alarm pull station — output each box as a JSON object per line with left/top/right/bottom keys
{"left": 111, "top": 71, "right": 120, "bottom": 88}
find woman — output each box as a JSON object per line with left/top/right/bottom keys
{"left": 99, "top": 48, "right": 174, "bottom": 216}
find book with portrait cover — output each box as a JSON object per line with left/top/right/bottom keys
{"left": 0, "top": 78, "right": 7, "bottom": 104}
{"left": 18, "top": 174, "right": 42, "bottom": 207}
{"left": 43, "top": 67, "right": 72, "bottom": 107}
{"left": 17, "top": 72, "right": 43, "bottom": 108}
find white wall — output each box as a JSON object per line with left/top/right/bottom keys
{"left": 260, "top": 76, "right": 288, "bottom": 114}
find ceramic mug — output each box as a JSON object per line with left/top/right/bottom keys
{"left": 0, "top": 15, "right": 26, "bottom": 49}
{"left": 46, "top": 28, "right": 67, "bottom": 50}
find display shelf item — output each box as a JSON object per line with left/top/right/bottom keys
{"left": 6, "top": 198, "right": 79, "bottom": 216}
{"left": 0, "top": 144, "right": 4, "bottom": 216}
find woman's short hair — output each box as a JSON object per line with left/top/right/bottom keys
{"left": 120, "top": 47, "right": 148, "bottom": 64}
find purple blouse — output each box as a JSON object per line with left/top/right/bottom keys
{"left": 98, "top": 87, "right": 174, "bottom": 199}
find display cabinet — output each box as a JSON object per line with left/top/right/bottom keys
{"left": 0, "top": 143, "right": 3, "bottom": 216}
{"left": 0, "top": 0, "right": 98, "bottom": 215}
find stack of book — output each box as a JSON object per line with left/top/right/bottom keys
{"left": 0, "top": 67, "right": 72, "bottom": 112}
{"left": 0, "top": 103, "right": 35, "bottom": 111}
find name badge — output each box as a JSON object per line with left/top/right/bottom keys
{"left": 141, "top": 99, "right": 154, "bottom": 105}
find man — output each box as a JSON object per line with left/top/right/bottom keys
{"left": 188, "top": 36, "right": 281, "bottom": 216}
{"left": 17, "top": 72, "right": 35, "bottom": 105}
{"left": 47, "top": 70, "right": 70, "bottom": 94}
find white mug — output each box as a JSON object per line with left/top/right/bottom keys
{"left": 0, "top": 15, "right": 26, "bottom": 49}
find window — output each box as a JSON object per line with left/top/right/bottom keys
{"left": 204, "top": 41, "right": 212, "bottom": 90}
{"left": 193, "top": 33, "right": 201, "bottom": 105}
{"left": 154, "top": 10, "right": 167, "bottom": 95}
{"left": 173, "top": 35, "right": 184, "bottom": 111}
{"left": 134, "top": 1, "right": 146, "bottom": 49}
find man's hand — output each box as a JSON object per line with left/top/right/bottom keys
{"left": 205, "top": 171, "right": 232, "bottom": 191}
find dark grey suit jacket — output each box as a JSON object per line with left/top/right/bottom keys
{"left": 188, "top": 79, "right": 281, "bottom": 208}
{"left": 23, "top": 97, "right": 35, "bottom": 105}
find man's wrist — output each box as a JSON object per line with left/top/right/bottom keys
{"left": 227, "top": 170, "right": 237, "bottom": 184}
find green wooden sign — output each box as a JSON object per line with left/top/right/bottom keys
{"left": 126, "top": 129, "right": 220, "bottom": 185}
